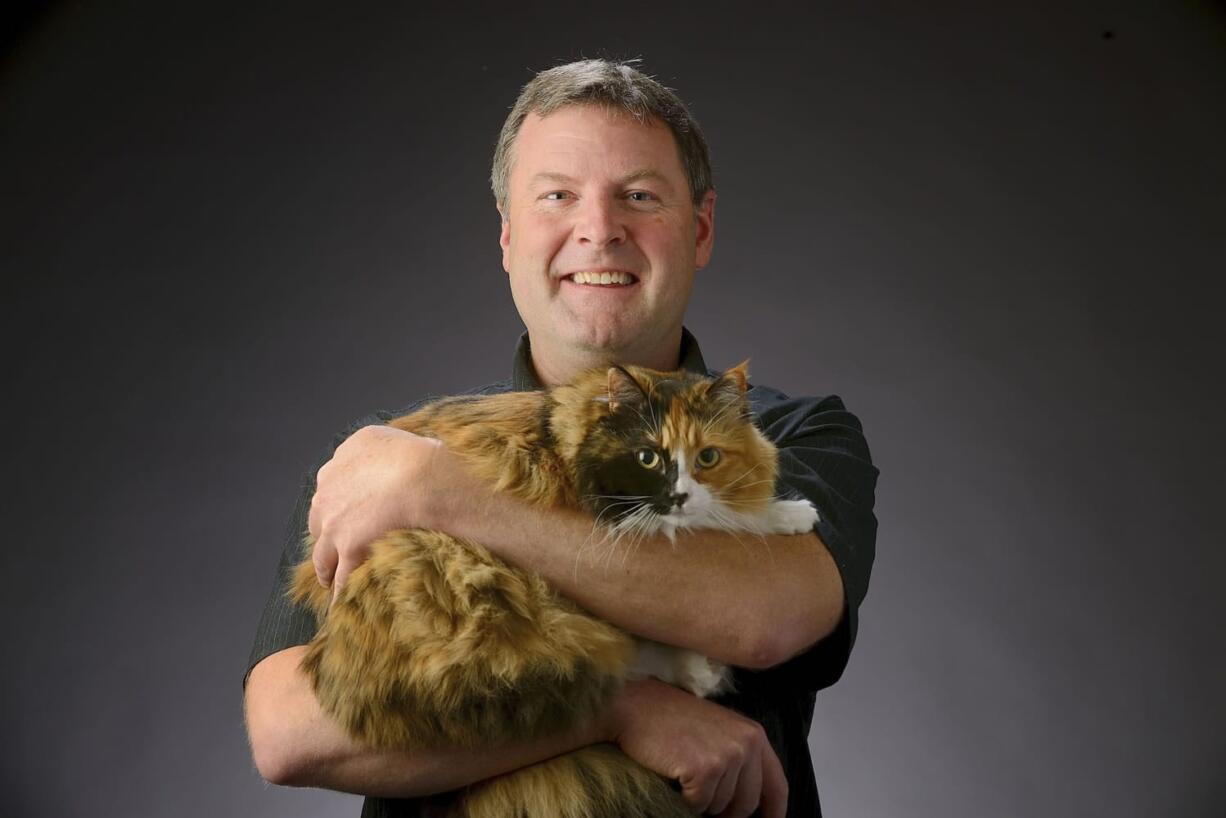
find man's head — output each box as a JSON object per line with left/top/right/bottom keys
{"left": 492, "top": 60, "right": 716, "bottom": 380}
{"left": 491, "top": 60, "right": 713, "bottom": 214}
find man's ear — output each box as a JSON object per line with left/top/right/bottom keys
{"left": 694, "top": 189, "right": 716, "bottom": 270}
{"left": 498, "top": 207, "right": 511, "bottom": 273}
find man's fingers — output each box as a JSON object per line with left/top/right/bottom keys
{"left": 313, "top": 537, "right": 338, "bottom": 589}
{"left": 308, "top": 461, "right": 330, "bottom": 539}
{"left": 307, "top": 498, "right": 320, "bottom": 539}
{"left": 707, "top": 749, "right": 745, "bottom": 816}
{"left": 331, "top": 553, "right": 358, "bottom": 603}
{"left": 680, "top": 759, "right": 722, "bottom": 815}
{"left": 714, "top": 743, "right": 761, "bottom": 818}
{"left": 756, "top": 739, "right": 789, "bottom": 818}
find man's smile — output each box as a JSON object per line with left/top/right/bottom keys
{"left": 558, "top": 274, "right": 642, "bottom": 299}
{"left": 564, "top": 271, "right": 638, "bottom": 285}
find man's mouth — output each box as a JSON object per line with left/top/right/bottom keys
{"left": 563, "top": 271, "right": 639, "bottom": 287}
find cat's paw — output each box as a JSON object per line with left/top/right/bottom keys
{"left": 766, "top": 499, "right": 819, "bottom": 534}
{"left": 678, "top": 652, "right": 732, "bottom": 699}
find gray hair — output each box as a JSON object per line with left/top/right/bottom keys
{"left": 491, "top": 59, "right": 713, "bottom": 214}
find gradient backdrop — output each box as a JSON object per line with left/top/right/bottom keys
{"left": 3, "top": 2, "right": 1224, "bottom": 816}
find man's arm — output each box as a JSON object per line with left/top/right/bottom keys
{"left": 244, "top": 645, "right": 608, "bottom": 796}
{"left": 310, "top": 425, "right": 845, "bottom": 671}
{"left": 244, "top": 645, "right": 788, "bottom": 817}
{"left": 431, "top": 448, "right": 845, "bottom": 669}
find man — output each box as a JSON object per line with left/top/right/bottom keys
{"left": 244, "top": 59, "right": 877, "bottom": 818}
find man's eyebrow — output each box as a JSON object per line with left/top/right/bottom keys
{"left": 529, "top": 172, "right": 578, "bottom": 186}
{"left": 617, "top": 169, "right": 672, "bottom": 187}
{"left": 528, "top": 169, "right": 675, "bottom": 188}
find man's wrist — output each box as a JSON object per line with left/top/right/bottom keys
{"left": 420, "top": 442, "right": 487, "bottom": 533}
{"left": 604, "top": 678, "right": 659, "bottom": 745}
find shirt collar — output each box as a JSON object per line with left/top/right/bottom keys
{"left": 511, "top": 327, "right": 709, "bottom": 391}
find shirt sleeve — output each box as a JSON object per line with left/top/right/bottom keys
{"left": 243, "top": 410, "right": 400, "bottom": 688}
{"left": 744, "top": 391, "right": 879, "bottom": 693}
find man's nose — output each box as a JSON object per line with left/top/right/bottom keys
{"left": 574, "top": 198, "right": 626, "bottom": 248}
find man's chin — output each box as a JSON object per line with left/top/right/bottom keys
{"left": 560, "top": 321, "right": 638, "bottom": 358}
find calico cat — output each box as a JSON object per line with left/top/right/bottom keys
{"left": 290, "top": 361, "right": 819, "bottom": 818}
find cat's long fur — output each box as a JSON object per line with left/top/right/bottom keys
{"left": 290, "top": 362, "right": 817, "bottom": 818}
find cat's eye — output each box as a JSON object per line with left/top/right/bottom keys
{"left": 697, "top": 447, "right": 721, "bottom": 468}
{"left": 636, "top": 449, "right": 661, "bottom": 469}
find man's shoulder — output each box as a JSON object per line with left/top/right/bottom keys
{"left": 744, "top": 379, "right": 852, "bottom": 426}
{"left": 739, "top": 378, "right": 874, "bottom": 462}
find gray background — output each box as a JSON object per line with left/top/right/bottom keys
{"left": 3, "top": 1, "right": 1223, "bottom": 816}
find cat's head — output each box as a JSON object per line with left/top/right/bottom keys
{"left": 554, "top": 362, "right": 779, "bottom": 537}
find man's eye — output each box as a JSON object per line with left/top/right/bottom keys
{"left": 627, "top": 191, "right": 655, "bottom": 202}
{"left": 543, "top": 191, "right": 571, "bottom": 201}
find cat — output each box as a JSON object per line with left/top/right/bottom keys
{"left": 290, "top": 361, "right": 819, "bottom": 818}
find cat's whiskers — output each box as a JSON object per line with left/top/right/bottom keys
{"left": 622, "top": 508, "right": 663, "bottom": 567}
{"left": 610, "top": 519, "right": 639, "bottom": 570}
{"left": 584, "top": 525, "right": 632, "bottom": 579}
{"left": 582, "top": 494, "right": 651, "bottom": 504}
{"left": 577, "top": 518, "right": 615, "bottom": 576}
{"left": 596, "top": 517, "right": 630, "bottom": 571}
{"left": 625, "top": 403, "right": 660, "bottom": 436}
{"left": 709, "top": 497, "right": 784, "bottom": 566}
{"left": 718, "top": 479, "right": 778, "bottom": 495}
{"left": 644, "top": 382, "right": 663, "bottom": 435}
{"left": 584, "top": 496, "right": 651, "bottom": 528}
{"left": 576, "top": 498, "right": 649, "bottom": 580}
{"left": 696, "top": 504, "right": 758, "bottom": 555}
{"left": 588, "top": 504, "right": 643, "bottom": 571}
{"left": 619, "top": 507, "right": 655, "bottom": 561}
{"left": 591, "top": 502, "right": 647, "bottom": 552}
{"left": 631, "top": 510, "right": 666, "bottom": 565}
{"left": 721, "top": 463, "right": 767, "bottom": 491}
{"left": 700, "top": 400, "right": 742, "bottom": 434}
{"left": 715, "top": 492, "right": 783, "bottom": 509}
{"left": 609, "top": 506, "right": 658, "bottom": 570}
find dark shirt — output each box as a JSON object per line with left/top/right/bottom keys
{"left": 246, "top": 329, "right": 878, "bottom": 818}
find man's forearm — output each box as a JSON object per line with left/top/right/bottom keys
{"left": 433, "top": 454, "right": 845, "bottom": 668}
{"left": 245, "top": 646, "right": 611, "bottom": 797}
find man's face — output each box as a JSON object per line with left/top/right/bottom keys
{"left": 499, "top": 104, "right": 715, "bottom": 360}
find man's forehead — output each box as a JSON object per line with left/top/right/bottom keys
{"left": 512, "top": 105, "right": 684, "bottom": 183}
{"left": 528, "top": 168, "right": 674, "bottom": 188}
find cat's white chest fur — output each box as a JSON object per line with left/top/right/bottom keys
{"left": 623, "top": 496, "right": 820, "bottom": 698}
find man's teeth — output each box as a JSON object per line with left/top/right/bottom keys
{"left": 571, "top": 271, "right": 635, "bottom": 285}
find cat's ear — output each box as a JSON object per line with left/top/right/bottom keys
{"left": 705, "top": 360, "right": 750, "bottom": 402}
{"left": 607, "top": 365, "right": 648, "bottom": 411}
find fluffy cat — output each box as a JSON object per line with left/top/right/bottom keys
{"left": 290, "top": 361, "right": 819, "bottom": 818}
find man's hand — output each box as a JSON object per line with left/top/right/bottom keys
{"left": 607, "top": 678, "right": 788, "bottom": 818}
{"left": 308, "top": 425, "right": 444, "bottom": 600}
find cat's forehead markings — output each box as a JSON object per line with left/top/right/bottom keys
{"left": 660, "top": 401, "right": 701, "bottom": 452}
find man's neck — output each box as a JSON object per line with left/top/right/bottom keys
{"left": 529, "top": 330, "right": 683, "bottom": 387}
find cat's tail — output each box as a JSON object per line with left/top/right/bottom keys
{"left": 453, "top": 745, "right": 692, "bottom": 818}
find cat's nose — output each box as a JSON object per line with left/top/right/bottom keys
{"left": 670, "top": 492, "right": 689, "bottom": 509}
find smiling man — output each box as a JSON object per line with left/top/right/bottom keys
{"left": 244, "top": 60, "right": 878, "bottom": 818}
{"left": 501, "top": 102, "right": 709, "bottom": 380}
